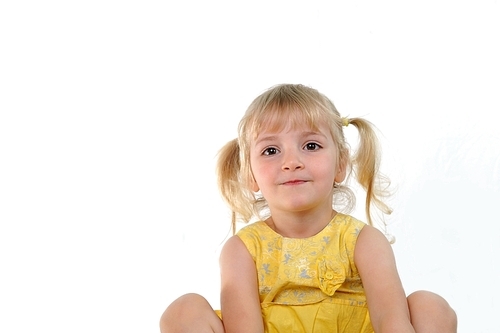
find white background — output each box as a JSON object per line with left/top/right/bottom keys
{"left": 1, "top": 1, "right": 499, "bottom": 332}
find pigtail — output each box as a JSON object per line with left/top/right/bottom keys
{"left": 216, "top": 139, "right": 253, "bottom": 234}
{"left": 348, "top": 118, "right": 393, "bottom": 232}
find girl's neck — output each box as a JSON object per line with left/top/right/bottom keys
{"left": 265, "top": 208, "right": 337, "bottom": 239}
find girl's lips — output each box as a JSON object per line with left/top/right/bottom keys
{"left": 282, "top": 180, "right": 308, "bottom": 185}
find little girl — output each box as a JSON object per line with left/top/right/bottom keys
{"left": 160, "top": 84, "right": 457, "bottom": 332}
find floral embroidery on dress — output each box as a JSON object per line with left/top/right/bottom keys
{"left": 262, "top": 263, "right": 272, "bottom": 275}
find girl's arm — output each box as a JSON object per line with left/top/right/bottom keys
{"left": 354, "top": 225, "right": 416, "bottom": 333}
{"left": 219, "top": 235, "right": 264, "bottom": 333}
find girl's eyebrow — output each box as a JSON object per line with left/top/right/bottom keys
{"left": 254, "top": 131, "right": 327, "bottom": 146}
{"left": 301, "top": 131, "right": 326, "bottom": 138}
{"left": 254, "top": 135, "right": 279, "bottom": 146}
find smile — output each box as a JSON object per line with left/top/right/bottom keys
{"left": 281, "top": 180, "right": 309, "bottom": 185}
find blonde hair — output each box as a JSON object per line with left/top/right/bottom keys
{"left": 217, "top": 84, "right": 392, "bottom": 234}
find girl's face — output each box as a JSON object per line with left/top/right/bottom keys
{"left": 249, "top": 122, "right": 346, "bottom": 216}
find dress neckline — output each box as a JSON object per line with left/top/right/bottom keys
{"left": 258, "top": 213, "right": 343, "bottom": 240}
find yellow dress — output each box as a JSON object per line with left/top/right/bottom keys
{"left": 232, "top": 213, "right": 373, "bottom": 332}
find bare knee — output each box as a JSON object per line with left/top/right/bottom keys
{"left": 160, "top": 293, "right": 222, "bottom": 333}
{"left": 407, "top": 290, "right": 457, "bottom": 332}
{"left": 161, "top": 293, "right": 207, "bottom": 320}
{"left": 407, "top": 290, "right": 456, "bottom": 317}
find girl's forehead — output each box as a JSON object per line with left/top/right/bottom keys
{"left": 251, "top": 108, "right": 324, "bottom": 132}
{"left": 256, "top": 122, "right": 319, "bottom": 135}
{"left": 243, "top": 104, "right": 338, "bottom": 145}
{"left": 251, "top": 121, "right": 332, "bottom": 143}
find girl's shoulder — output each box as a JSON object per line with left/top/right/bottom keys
{"left": 324, "top": 213, "right": 368, "bottom": 253}
{"left": 331, "top": 213, "right": 367, "bottom": 233}
{"left": 234, "top": 221, "right": 275, "bottom": 261}
{"left": 236, "top": 220, "right": 271, "bottom": 238}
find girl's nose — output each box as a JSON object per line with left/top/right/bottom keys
{"left": 281, "top": 150, "right": 304, "bottom": 171}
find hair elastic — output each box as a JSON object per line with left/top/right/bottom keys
{"left": 341, "top": 117, "right": 350, "bottom": 127}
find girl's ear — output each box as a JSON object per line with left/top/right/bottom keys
{"left": 249, "top": 169, "right": 260, "bottom": 192}
{"left": 250, "top": 176, "right": 260, "bottom": 192}
{"left": 334, "top": 156, "right": 348, "bottom": 183}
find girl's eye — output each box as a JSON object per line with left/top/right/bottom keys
{"left": 304, "top": 142, "right": 321, "bottom": 151}
{"left": 262, "top": 147, "right": 278, "bottom": 156}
